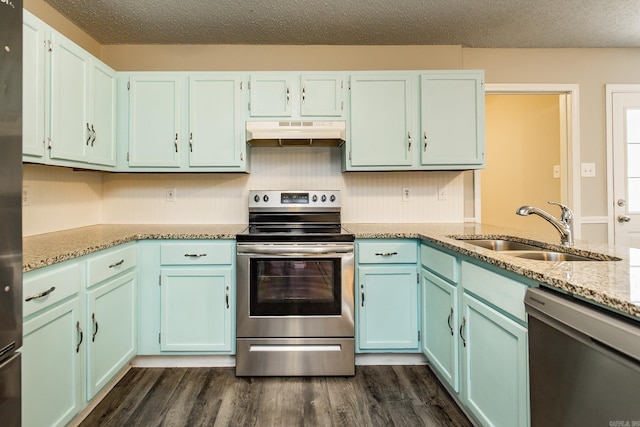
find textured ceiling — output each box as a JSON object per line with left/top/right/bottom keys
{"left": 43, "top": 0, "right": 640, "bottom": 48}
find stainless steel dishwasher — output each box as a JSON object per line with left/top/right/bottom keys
{"left": 525, "top": 287, "right": 640, "bottom": 426}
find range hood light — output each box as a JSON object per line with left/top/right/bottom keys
{"left": 246, "top": 121, "right": 346, "bottom": 147}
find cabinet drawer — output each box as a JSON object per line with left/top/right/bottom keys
{"left": 461, "top": 261, "right": 528, "bottom": 322}
{"left": 421, "top": 244, "right": 458, "bottom": 283}
{"left": 160, "top": 242, "right": 234, "bottom": 265}
{"left": 87, "top": 244, "right": 137, "bottom": 288}
{"left": 24, "top": 262, "right": 82, "bottom": 318}
{"left": 357, "top": 241, "right": 417, "bottom": 264}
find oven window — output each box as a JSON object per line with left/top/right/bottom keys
{"left": 250, "top": 258, "right": 342, "bottom": 316}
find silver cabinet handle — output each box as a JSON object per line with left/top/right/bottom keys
{"left": 618, "top": 215, "right": 631, "bottom": 223}
{"left": 86, "top": 123, "right": 92, "bottom": 145}
{"left": 375, "top": 252, "right": 398, "bottom": 257}
{"left": 174, "top": 133, "right": 179, "bottom": 153}
{"left": 447, "top": 307, "right": 454, "bottom": 336}
{"left": 189, "top": 132, "right": 193, "bottom": 152}
{"left": 184, "top": 253, "right": 207, "bottom": 258}
{"left": 225, "top": 286, "right": 230, "bottom": 309}
{"left": 302, "top": 86, "right": 306, "bottom": 104}
{"left": 91, "top": 313, "right": 99, "bottom": 342}
{"left": 25, "top": 286, "right": 56, "bottom": 302}
{"left": 459, "top": 316, "right": 467, "bottom": 347}
{"left": 76, "top": 321, "right": 83, "bottom": 353}
{"left": 91, "top": 125, "right": 96, "bottom": 146}
{"left": 108, "top": 259, "right": 125, "bottom": 268}
{"left": 361, "top": 284, "right": 365, "bottom": 307}
{"left": 407, "top": 132, "right": 412, "bottom": 151}
{"left": 286, "top": 87, "right": 290, "bottom": 105}
{"left": 423, "top": 131, "right": 428, "bottom": 151}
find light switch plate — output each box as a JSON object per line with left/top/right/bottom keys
{"left": 581, "top": 163, "right": 596, "bottom": 177}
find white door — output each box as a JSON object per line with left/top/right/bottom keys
{"left": 610, "top": 91, "right": 640, "bottom": 247}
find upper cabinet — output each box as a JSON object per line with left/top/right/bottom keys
{"left": 420, "top": 71, "right": 485, "bottom": 169}
{"left": 344, "top": 70, "right": 485, "bottom": 172}
{"left": 22, "top": 11, "right": 117, "bottom": 169}
{"left": 248, "top": 73, "right": 346, "bottom": 119}
{"left": 121, "top": 72, "right": 248, "bottom": 172}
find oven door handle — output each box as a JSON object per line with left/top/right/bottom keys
{"left": 237, "top": 244, "right": 353, "bottom": 256}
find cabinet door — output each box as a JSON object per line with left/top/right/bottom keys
{"left": 23, "top": 298, "right": 83, "bottom": 427}
{"left": 420, "top": 72, "right": 485, "bottom": 168}
{"left": 49, "top": 32, "right": 88, "bottom": 163}
{"left": 300, "top": 74, "right": 343, "bottom": 117}
{"left": 357, "top": 265, "right": 419, "bottom": 351}
{"left": 128, "top": 75, "right": 182, "bottom": 167}
{"left": 249, "top": 74, "right": 293, "bottom": 117}
{"left": 86, "top": 272, "right": 136, "bottom": 399}
{"left": 349, "top": 75, "right": 414, "bottom": 168}
{"left": 460, "top": 293, "right": 529, "bottom": 427}
{"left": 22, "top": 11, "right": 47, "bottom": 160}
{"left": 87, "top": 60, "right": 117, "bottom": 166}
{"left": 422, "top": 268, "right": 459, "bottom": 392}
{"left": 160, "top": 267, "right": 232, "bottom": 352}
{"left": 189, "top": 75, "right": 245, "bottom": 168}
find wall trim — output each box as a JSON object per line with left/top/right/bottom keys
{"left": 580, "top": 216, "right": 609, "bottom": 224}
{"left": 478, "top": 83, "right": 582, "bottom": 239}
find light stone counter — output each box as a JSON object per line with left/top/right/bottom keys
{"left": 344, "top": 223, "right": 640, "bottom": 320}
{"left": 23, "top": 224, "right": 246, "bottom": 272}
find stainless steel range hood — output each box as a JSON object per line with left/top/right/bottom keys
{"left": 246, "top": 121, "right": 346, "bottom": 147}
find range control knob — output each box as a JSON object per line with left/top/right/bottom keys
{"left": 330, "top": 194, "right": 336, "bottom": 202}
{"left": 263, "top": 195, "right": 269, "bottom": 202}
{"left": 254, "top": 194, "right": 260, "bottom": 202}
{"left": 312, "top": 194, "right": 318, "bottom": 202}
{"left": 321, "top": 195, "right": 327, "bottom": 202}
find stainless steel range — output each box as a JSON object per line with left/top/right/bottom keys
{"left": 236, "top": 190, "right": 355, "bottom": 376}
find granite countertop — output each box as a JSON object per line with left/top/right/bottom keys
{"left": 23, "top": 222, "right": 639, "bottom": 320}
{"left": 23, "top": 224, "right": 247, "bottom": 272}
{"left": 344, "top": 223, "right": 639, "bottom": 320}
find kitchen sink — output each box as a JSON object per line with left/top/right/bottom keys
{"left": 506, "top": 250, "right": 598, "bottom": 262}
{"left": 457, "top": 239, "right": 545, "bottom": 251}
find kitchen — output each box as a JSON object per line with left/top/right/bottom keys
{"left": 5, "top": 0, "right": 640, "bottom": 426}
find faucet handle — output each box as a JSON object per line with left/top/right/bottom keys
{"left": 547, "top": 201, "right": 574, "bottom": 221}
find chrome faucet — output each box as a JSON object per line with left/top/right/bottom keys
{"left": 516, "top": 202, "right": 574, "bottom": 246}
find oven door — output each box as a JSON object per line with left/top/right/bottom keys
{"left": 236, "top": 243, "right": 354, "bottom": 338}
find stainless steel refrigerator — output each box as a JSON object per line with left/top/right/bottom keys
{"left": 0, "top": 0, "right": 23, "bottom": 426}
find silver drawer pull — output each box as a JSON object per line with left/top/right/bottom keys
{"left": 184, "top": 253, "right": 207, "bottom": 258}
{"left": 374, "top": 252, "right": 398, "bottom": 257}
{"left": 25, "top": 286, "right": 56, "bottom": 302}
{"left": 108, "top": 259, "right": 125, "bottom": 268}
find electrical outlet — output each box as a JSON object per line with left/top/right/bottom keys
{"left": 402, "top": 187, "right": 412, "bottom": 202}
{"left": 438, "top": 186, "right": 447, "bottom": 201}
{"left": 581, "top": 163, "right": 596, "bottom": 177}
{"left": 22, "top": 185, "right": 31, "bottom": 206}
{"left": 166, "top": 187, "right": 176, "bottom": 202}
{"left": 553, "top": 165, "right": 560, "bottom": 179}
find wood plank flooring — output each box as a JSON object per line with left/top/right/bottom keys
{"left": 80, "top": 365, "right": 472, "bottom": 427}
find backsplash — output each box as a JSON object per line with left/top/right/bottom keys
{"left": 23, "top": 148, "right": 464, "bottom": 236}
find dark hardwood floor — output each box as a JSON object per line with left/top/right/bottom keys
{"left": 80, "top": 365, "right": 472, "bottom": 427}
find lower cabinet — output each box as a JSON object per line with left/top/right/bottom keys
{"left": 23, "top": 297, "right": 83, "bottom": 427}
{"left": 86, "top": 271, "right": 137, "bottom": 399}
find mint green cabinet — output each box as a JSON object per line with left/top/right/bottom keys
{"left": 160, "top": 268, "right": 232, "bottom": 351}
{"left": 347, "top": 74, "right": 414, "bottom": 169}
{"left": 420, "top": 71, "right": 485, "bottom": 169}
{"left": 249, "top": 74, "right": 293, "bottom": 117}
{"left": 421, "top": 268, "right": 459, "bottom": 392}
{"left": 300, "top": 75, "right": 344, "bottom": 117}
{"left": 22, "top": 11, "right": 47, "bottom": 160}
{"left": 22, "top": 261, "right": 84, "bottom": 427}
{"left": 460, "top": 293, "right": 528, "bottom": 427}
{"left": 356, "top": 240, "right": 420, "bottom": 352}
{"left": 188, "top": 74, "right": 246, "bottom": 169}
{"left": 127, "top": 74, "right": 182, "bottom": 168}
{"left": 87, "top": 60, "right": 117, "bottom": 167}
{"left": 86, "top": 271, "right": 136, "bottom": 399}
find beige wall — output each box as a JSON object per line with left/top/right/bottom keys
{"left": 481, "top": 94, "right": 561, "bottom": 235}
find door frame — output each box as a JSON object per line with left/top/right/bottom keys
{"left": 605, "top": 84, "right": 640, "bottom": 243}
{"left": 474, "top": 84, "right": 581, "bottom": 239}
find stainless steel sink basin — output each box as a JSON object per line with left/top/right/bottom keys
{"left": 507, "top": 251, "right": 598, "bottom": 262}
{"left": 457, "top": 239, "right": 545, "bottom": 251}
